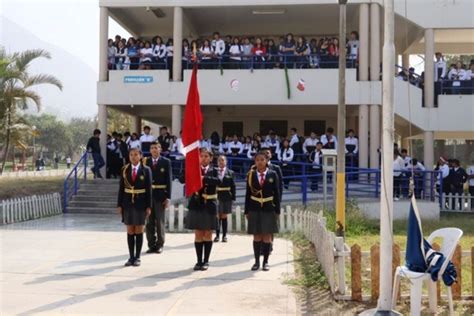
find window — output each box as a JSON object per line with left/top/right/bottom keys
{"left": 304, "top": 120, "right": 326, "bottom": 136}
{"left": 259, "top": 120, "right": 288, "bottom": 137}
{"left": 222, "top": 121, "right": 243, "bottom": 137}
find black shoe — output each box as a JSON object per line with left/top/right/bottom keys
{"left": 213, "top": 237, "right": 219, "bottom": 242}
{"left": 251, "top": 263, "right": 260, "bottom": 271}
{"left": 262, "top": 263, "right": 270, "bottom": 271}
{"left": 124, "top": 258, "right": 134, "bottom": 267}
{"left": 156, "top": 247, "right": 163, "bottom": 254}
{"left": 133, "top": 258, "right": 141, "bottom": 267}
{"left": 201, "top": 262, "right": 209, "bottom": 271}
{"left": 146, "top": 248, "right": 156, "bottom": 254}
{"left": 193, "top": 263, "right": 203, "bottom": 271}
{"left": 222, "top": 236, "right": 228, "bottom": 243}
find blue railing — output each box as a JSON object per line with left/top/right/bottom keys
{"left": 63, "top": 151, "right": 88, "bottom": 212}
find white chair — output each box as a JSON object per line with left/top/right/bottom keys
{"left": 392, "top": 227, "right": 463, "bottom": 316}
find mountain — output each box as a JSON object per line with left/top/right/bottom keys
{"left": 1, "top": 17, "right": 98, "bottom": 120}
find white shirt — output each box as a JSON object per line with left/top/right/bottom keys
{"left": 393, "top": 156, "right": 405, "bottom": 177}
{"left": 228, "top": 141, "right": 243, "bottom": 154}
{"left": 218, "top": 167, "right": 227, "bottom": 181}
{"left": 200, "top": 139, "right": 210, "bottom": 150}
{"left": 229, "top": 45, "right": 242, "bottom": 60}
{"left": 311, "top": 150, "right": 323, "bottom": 168}
{"left": 107, "top": 139, "right": 116, "bottom": 151}
{"left": 66, "top": 158, "right": 72, "bottom": 164}
{"left": 257, "top": 168, "right": 269, "bottom": 183}
{"left": 140, "top": 134, "right": 155, "bottom": 143}
{"left": 347, "top": 40, "right": 359, "bottom": 60}
{"left": 278, "top": 148, "right": 294, "bottom": 162}
{"left": 129, "top": 139, "right": 141, "bottom": 150}
{"left": 289, "top": 134, "right": 299, "bottom": 147}
{"left": 108, "top": 46, "right": 117, "bottom": 60}
{"left": 200, "top": 46, "right": 212, "bottom": 59}
{"left": 435, "top": 59, "right": 447, "bottom": 80}
{"left": 345, "top": 137, "right": 359, "bottom": 154}
{"left": 303, "top": 137, "right": 319, "bottom": 153}
{"left": 411, "top": 162, "right": 426, "bottom": 172}
{"left": 247, "top": 147, "right": 259, "bottom": 159}
{"left": 140, "top": 48, "right": 153, "bottom": 62}
{"left": 211, "top": 38, "right": 226, "bottom": 56}
{"left": 173, "top": 137, "right": 184, "bottom": 154}
{"left": 166, "top": 45, "right": 173, "bottom": 57}
{"left": 242, "top": 143, "right": 252, "bottom": 152}
{"left": 131, "top": 164, "right": 140, "bottom": 176}
{"left": 468, "top": 165, "right": 474, "bottom": 186}
{"left": 321, "top": 134, "right": 338, "bottom": 148}
{"left": 401, "top": 156, "right": 412, "bottom": 169}
{"left": 152, "top": 44, "right": 167, "bottom": 58}
{"left": 448, "top": 68, "right": 467, "bottom": 81}
{"left": 464, "top": 70, "right": 474, "bottom": 80}
{"left": 439, "top": 164, "right": 450, "bottom": 182}
{"left": 265, "top": 139, "right": 280, "bottom": 152}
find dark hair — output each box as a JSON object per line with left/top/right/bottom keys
{"left": 327, "top": 127, "right": 334, "bottom": 133}
{"left": 317, "top": 141, "right": 323, "bottom": 146}
{"left": 291, "top": 128, "right": 297, "bottom": 133}
{"left": 347, "top": 129, "right": 354, "bottom": 134}
{"left": 401, "top": 148, "right": 408, "bottom": 154}
{"left": 129, "top": 147, "right": 142, "bottom": 154}
{"left": 124, "top": 131, "right": 131, "bottom": 137}
{"left": 256, "top": 150, "right": 268, "bottom": 158}
{"left": 411, "top": 158, "right": 418, "bottom": 165}
{"left": 93, "top": 129, "right": 101, "bottom": 136}
{"left": 150, "top": 141, "right": 160, "bottom": 147}
{"left": 210, "top": 131, "right": 220, "bottom": 145}
{"left": 143, "top": 125, "right": 151, "bottom": 130}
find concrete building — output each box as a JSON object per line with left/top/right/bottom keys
{"left": 97, "top": 0, "right": 474, "bottom": 170}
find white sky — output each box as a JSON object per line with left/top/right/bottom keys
{"left": 1, "top": 0, "right": 130, "bottom": 73}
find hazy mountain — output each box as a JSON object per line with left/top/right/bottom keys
{"left": 1, "top": 17, "right": 98, "bottom": 120}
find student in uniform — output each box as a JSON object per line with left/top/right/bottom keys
{"left": 245, "top": 151, "right": 281, "bottom": 271}
{"left": 467, "top": 160, "right": 474, "bottom": 210}
{"left": 449, "top": 159, "right": 468, "bottom": 210}
{"left": 214, "top": 155, "right": 236, "bottom": 242}
{"left": 281, "top": 33, "right": 296, "bottom": 68}
{"left": 140, "top": 126, "right": 155, "bottom": 156}
{"left": 303, "top": 131, "right": 319, "bottom": 159}
{"left": 277, "top": 139, "right": 294, "bottom": 189}
{"left": 186, "top": 148, "right": 220, "bottom": 271}
{"left": 115, "top": 40, "right": 128, "bottom": 70}
{"left": 127, "top": 37, "right": 139, "bottom": 70}
{"left": 434, "top": 52, "right": 447, "bottom": 81}
{"left": 393, "top": 150, "right": 405, "bottom": 201}
{"left": 166, "top": 38, "right": 174, "bottom": 76}
{"left": 152, "top": 36, "right": 167, "bottom": 70}
{"left": 295, "top": 37, "right": 310, "bottom": 69}
{"left": 117, "top": 147, "right": 152, "bottom": 267}
{"left": 139, "top": 41, "right": 153, "bottom": 70}
{"left": 408, "top": 159, "right": 426, "bottom": 199}
{"left": 347, "top": 31, "right": 359, "bottom": 68}
{"left": 242, "top": 136, "right": 252, "bottom": 157}
{"left": 345, "top": 129, "right": 359, "bottom": 167}
{"left": 228, "top": 135, "right": 243, "bottom": 156}
{"left": 129, "top": 133, "right": 141, "bottom": 150}
{"left": 309, "top": 142, "right": 324, "bottom": 191}
{"left": 211, "top": 32, "right": 226, "bottom": 67}
{"left": 321, "top": 127, "right": 338, "bottom": 149}
{"left": 87, "top": 129, "right": 105, "bottom": 179}
{"left": 265, "top": 132, "right": 281, "bottom": 157}
{"left": 229, "top": 37, "right": 243, "bottom": 69}
{"left": 288, "top": 128, "right": 302, "bottom": 160}
{"left": 266, "top": 39, "right": 278, "bottom": 69}
{"left": 199, "top": 40, "right": 213, "bottom": 69}
{"left": 157, "top": 126, "right": 172, "bottom": 156}
{"left": 252, "top": 37, "right": 267, "bottom": 69}
{"left": 143, "top": 142, "right": 172, "bottom": 254}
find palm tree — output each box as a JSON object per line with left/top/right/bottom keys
{"left": 0, "top": 48, "right": 62, "bottom": 174}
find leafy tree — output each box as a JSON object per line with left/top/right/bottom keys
{"left": 107, "top": 108, "right": 131, "bottom": 133}
{"left": 0, "top": 47, "right": 62, "bottom": 174}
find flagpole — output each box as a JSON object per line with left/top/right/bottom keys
{"left": 360, "top": 0, "right": 400, "bottom": 314}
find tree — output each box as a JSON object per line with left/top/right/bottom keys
{"left": 444, "top": 54, "right": 474, "bottom": 68}
{"left": 0, "top": 47, "right": 62, "bottom": 174}
{"left": 67, "top": 117, "right": 97, "bottom": 156}
{"left": 107, "top": 108, "right": 131, "bottom": 133}
{"left": 26, "top": 114, "right": 70, "bottom": 159}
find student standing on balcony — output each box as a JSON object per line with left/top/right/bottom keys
{"left": 107, "top": 39, "right": 117, "bottom": 70}
{"left": 448, "top": 61, "right": 467, "bottom": 94}
{"left": 266, "top": 39, "right": 278, "bottom": 69}
{"left": 328, "top": 38, "right": 339, "bottom": 68}
{"left": 200, "top": 39, "right": 213, "bottom": 69}
{"left": 281, "top": 33, "right": 296, "bottom": 68}
{"left": 166, "top": 38, "right": 174, "bottom": 77}
{"left": 127, "top": 37, "right": 139, "bottom": 70}
{"left": 252, "top": 38, "right": 267, "bottom": 69}
{"left": 245, "top": 151, "right": 281, "bottom": 271}
{"left": 117, "top": 148, "right": 152, "bottom": 267}
{"left": 295, "top": 37, "right": 310, "bottom": 69}
{"left": 152, "top": 36, "right": 167, "bottom": 70}
{"left": 434, "top": 52, "right": 447, "bottom": 81}
{"left": 214, "top": 155, "right": 236, "bottom": 243}
{"left": 347, "top": 31, "right": 359, "bottom": 68}
{"left": 182, "top": 39, "right": 191, "bottom": 70}
{"left": 242, "top": 37, "right": 253, "bottom": 69}
{"left": 115, "top": 40, "right": 128, "bottom": 70}
{"left": 139, "top": 41, "right": 153, "bottom": 70}
{"left": 229, "top": 37, "right": 243, "bottom": 69}
{"left": 277, "top": 139, "right": 294, "bottom": 190}
{"left": 223, "top": 35, "right": 233, "bottom": 69}
{"left": 211, "top": 32, "right": 226, "bottom": 68}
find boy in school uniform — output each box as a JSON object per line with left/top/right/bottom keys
{"left": 143, "top": 142, "right": 172, "bottom": 254}
{"left": 139, "top": 126, "right": 155, "bottom": 156}
{"left": 214, "top": 155, "right": 236, "bottom": 242}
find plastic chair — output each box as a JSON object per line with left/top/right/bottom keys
{"left": 392, "top": 227, "right": 463, "bottom": 315}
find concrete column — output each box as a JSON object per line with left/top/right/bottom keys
{"left": 358, "top": 3, "right": 370, "bottom": 169}
{"left": 369, "top": 3, "right": 381, "bottom": 169}
{"left": 402, "top": 53, "right": 410, "bottom": 70}
{"left": 424, "top": 131, "right": 435, "bottom": 170}
{"left": 98, "top": 7, "right": 109, "bottom": 177}
{"left": 424, "top": 28, "right": 435, "bottom": 108}
{"left": 171, "top": 6, "right": 183, "bottom": 136}
{"left": 130, "top": 115, "right": 141, "bottom": 134}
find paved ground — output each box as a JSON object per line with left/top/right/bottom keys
{"left": 0, "top": 214, "right": 298, "bottom": 315}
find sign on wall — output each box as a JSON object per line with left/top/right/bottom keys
{"left": 123, "top": 76, "right": 154, "bottom": 83}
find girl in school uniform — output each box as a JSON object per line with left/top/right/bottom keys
{"left": 140, "top": 41, "right": 153, "bottom": 70}
{"left": 295, "top": 37, "right": 310, "bottom": 69}
{"left": 117, "top": 148, "right": 153, "bottom": 267}
{"left": 127, "top": 37, "right": 139, "bottom": 70}
{"left": 229, "top": 37, "right": 243, "bottom": 69}
{"left": 281, "top": 33, "right": 296, "bottom": 69}
{"left": 265, "top": 39, "right": 278, "bottom": 69}
{"left": 200, "top": 40, "right": 213, "bottom": 69}
{"left": 252, "top": 37, "right": 267, "bottom": 69}
{"left": 185, "top": 148, "right": 220, "bottom": 270}
{"left": 214, "top": 155, "right": 236, "bottom": 242}
{"left": 182, "top": 39, "right": 191, "bottom": 70}
{"left": 277, "top": 139, "right": 294, "bottom": 189}
{"left": 152, "top": 36, "right": 167, "bottom": 70}
{"left": 115, "top": 40, "right": 128, "bottom": 70}
{"left": 245, "top": 151, "right": 281, "bottom": 271}
{"left": 166, "top": 38, "right": 174, "bottom": 73}
{"left": 108, "top": 39, "right": 117, "bottom": 70}
{"left": 242, "top": 136, "right": 253, "bottom": 157}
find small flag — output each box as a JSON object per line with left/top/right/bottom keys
{"left": 230, "top": 79, "right": 239, "bottom": 92}
{"left": 297, "top": 79, "right": 305, "bottom": 91}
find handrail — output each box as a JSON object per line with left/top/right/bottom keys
{"left": 63, "top": 151, "right": 88, "bottom": 213}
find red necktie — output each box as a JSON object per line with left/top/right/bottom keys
{"left": 153, "top": 159, "right": 157, "bottom": 169}
{"left": 201, "top": 167, "right": 206, "bottom": 176}
{"left": 259, "top": 172, "right": 265, "bottom": 187}
{"left": 132, "top": 167, "right": 137, "bottom": 182}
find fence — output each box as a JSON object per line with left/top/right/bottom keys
{"left": 440, "top": 193, "right": 474, "bottom": 212}
{"left": 0, "top": 193, "right": 62, "bottom": 225}
{"left": 0, "top": 169, "right": 70, "bottom": 178}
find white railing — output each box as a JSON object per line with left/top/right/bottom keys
{"left": 0, "top": 169, "right": 70, "bottom": 178}
{"left": 0, "top": 193, "right": 62, "bottom": 225}
{"left": 441, "top": 193, "right": 474, "bottom": 212}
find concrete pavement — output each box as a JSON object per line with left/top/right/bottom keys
{"left": 0, "top": 214, "right": 298, "bottom": 315}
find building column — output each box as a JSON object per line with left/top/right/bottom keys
{"left": 369, "top": 3, "right": 381, "bottom": 169}
{"left": 402, "top": 53, "right": 410, "bottom": 70}
{"left": 98, "top": 6, "right": 109, "bottom": 177}
{"left": 171, "top": 6, "right": 183, "bottom": 136}
{"left": 131, "top": 115, "right": 141, "bottom": 134}
{"left": 424, "top": 28, "right": 435, "bottom": 169}
{"left": 358, "top": 3, "right": 370, "bottom": 170}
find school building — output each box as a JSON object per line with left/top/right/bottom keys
{"left": 97, "top": 0, "right": 474, "bottom": 170}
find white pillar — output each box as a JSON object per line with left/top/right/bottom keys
{"left": 402, "top": 53, "right": 410, "bottom": 70}
{"left": 358, "top": 3, "right": 370, "bottom": 170}
{"left": 424, "top": 29, "right": 435, "bottom": 170}
{"left": 131, "top": 115, "right": 141, "bottom": 134}
{"left": 370, "top": 3, "right": 381, "bottom": 169}
{"left": 172, "top": 7, "right": 183, "bottom": 136}
{"left": 98, "top": 7, "right": 109, "bottom": 177}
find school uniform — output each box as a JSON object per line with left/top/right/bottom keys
{"left": 289, "top": 134, "right": 302, "bottom": 156}
{"left": 143, "top": 156, "right": 172, "bottom": 251}
{"left": 438, "top": 164, "right": 451, "bottom": 194}
{"left": 139, "top": 134, "right": 155, "bottom": 155}
{"left": 158, "top": 133, "right": 172, "bottom": 154}
{"left": 166, "top": 45, "right": 174, "bottom": 71}
{"left": 199, "top": 46, "right": 213, "bottom": 69}
{"left": 127, "top": 45, "right": 139, "bottom": 70}
{"left": 309, "top": 150, "right": 323, "bottom": 191}
{"left": 244, "top": 168, "right": 281, "bottom": 235}
{"left": 321, "top": 134, "right": 338, "bottom": 150}
{"left": 393, "top": 156, "right": 405, "bottom": 199}
{"left": 302, "top": 137, "right": 319, "bottom": 155}
{"left": 247, "top": 146, "right": 259, "bottom": 159}
{"left": 108, "top": 45, "right": 117, "bottom": 70}
{"left": 115, "top": 47, "right": 128, "bottom": 70}
{"left": 200, "top": 139, "right": 211, "bottom": 151}
{"left": 435, "top": 59, "right": 447, "bottom": 81}
{"left": 468, "top": 165, "right": 474, "bottom": 209}
{"left": 265, "top": 138, "right": 280, "bottom": 156}
{"left": 129, "top": 139, "right": 141, "bottom": 150}
{"left": 409, "top": 162, "right": 426, "bottom": 198}
{"left": 229, "top": 44, "right": 243, "bottom": 68}
{"left": 211, "top": 38, "right": 225, "bottom": 67}
{"left": 140, "top": 47, "right": 153, "bottom": 66}
{"left": 345, "top": 136, "right": 359, "bottom": 167}
{"left": 117, "top": 163, "right": 153, "bottom": 226}
{"left": 228, "top": 141, "right": 243, "bottom": 156}
{"left": 449, "top": 167, "right": 468, "bottom": 209}
{"left": 267, "top": 161, "right": 284, "bottom": 200}
{"left": 216, "top": 167, "right": 236, "bottom": 214}
{"left": 242, "top": 44, "right": 253, "bottom": 69}
{"left": 242, "top": 143, "right": 252, "bottom": 157}
{"left": 152, "top": 44, "right": 167, "bottom": 69}
{"left": 185, "top": 165, "right": 220, "bottom": 230}
{"left": 277, "top": 148, "right": 294, "bottom": 188}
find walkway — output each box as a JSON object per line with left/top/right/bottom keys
{"left": 0, "top": 214, "right": 298, "bottom": 315}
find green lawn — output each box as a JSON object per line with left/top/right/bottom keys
{"left": 0, "top": 176, "right": 64, "bottom": 200}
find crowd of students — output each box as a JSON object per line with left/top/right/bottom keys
{"left": 107, "top": 31, "right": 360, "bottom": 71}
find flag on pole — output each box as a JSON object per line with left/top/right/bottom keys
{"left": 405, "top": 196, "right": 457, "bottom": 286}
{"left": 182, "top": 65, "right": 203, "bottom": 197}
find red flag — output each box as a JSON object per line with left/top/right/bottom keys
{"left": 182, "top": 65, "right": 203, "bottom": 197}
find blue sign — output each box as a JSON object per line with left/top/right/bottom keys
{"left": 123, "top": 76, "right": 154, "bottom": 83}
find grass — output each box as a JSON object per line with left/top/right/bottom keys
{"left": 0, "top": 176, "right": 64, "bottom": 200}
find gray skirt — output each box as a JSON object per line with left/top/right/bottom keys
{"left": 123, "top": 206, "right": 147, "bottom": 226}
{"left": 247, "top": 211, "right": 279, "bottom": 234}
{"left": 218, "top": 200, "right": 233, "bottom": 214}
{"left": 185, "top": 209, "right": 217, "bottom": 230}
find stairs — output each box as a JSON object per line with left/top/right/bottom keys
{"left": 67, "top": 179, "right": 119, "bottom": 214}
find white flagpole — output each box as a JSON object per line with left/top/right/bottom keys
{"left": 360, "top": 0, "right": 400, "bottom": 314}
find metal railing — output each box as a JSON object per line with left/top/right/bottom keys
{"left": 63, "top": 151, "right": 88, "bottom": 212}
